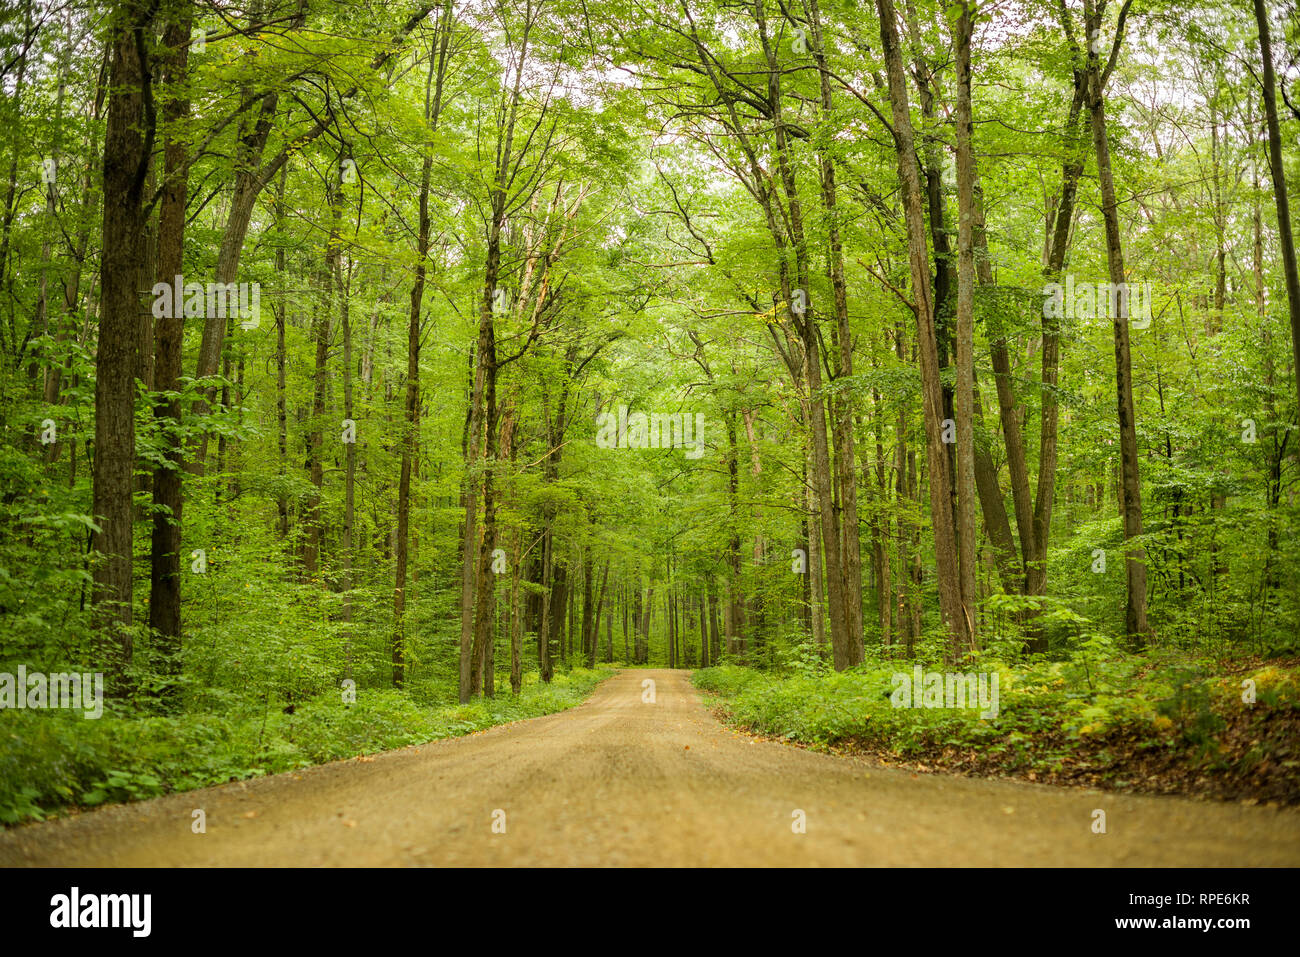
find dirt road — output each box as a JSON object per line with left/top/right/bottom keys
{"left": 2, "top": 669, "right": 1297, "bottom": 866}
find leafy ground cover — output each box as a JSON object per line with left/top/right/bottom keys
{"left": 694, "top": 652, "right": 1300, "bottom": 805}
{"left": 0, "top": 666, "right": 615, "bottom": 825}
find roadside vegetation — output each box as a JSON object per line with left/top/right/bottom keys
{"left": 696, "top": 649, "right": 1300, "bottom": 805}
{"left": 1, "top": 666, "right": 614, "bottom": 824}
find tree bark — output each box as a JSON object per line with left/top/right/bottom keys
{"left": 808, "top": 0, "right": 865, "bottom": 664}
{"left": 952, "top": 0, "right": 979, "bottom": 656}
{"left": 1085, "top": 0, "right": 1151, "bottom": 645}
{"left": 1252, "top": 0, "right": 1300, "bottom": 414}
{"left": 93, "top": 0, "right": 156, "bottom": 688}
{"left": 394, "top": 19, "right": 450, "bottom": 687}
{"left": 876, "top": 0, "right": 967, "bottom": 650}
{"left": 148, "top": 12, "right": 190, "bottom": 698}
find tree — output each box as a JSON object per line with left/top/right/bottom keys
{"left": 1083, "top": 0, "right": 1151, "bottom": 645}
{"left": 148, "top": 7, "right": 193, "bottom": 696}
{"left": 1252, "top": 0, "right": 1300, "bottom": 415}
{"left": 876, "top": 0, "right": 970, "bottom": 657}
{"left": 93, "top": 0, "right": 157, "bottom": 688}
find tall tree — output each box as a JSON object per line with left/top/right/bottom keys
{"left": 93, "top": 0, "right": 157, "bottom": 688}
{"left": 148, "top": 6, "right": 193, "bottom": 696}
{"left": 1084, "top": 0, "right": 1150, "bottom": 644}
{"left": 952, "top": 0, "right": 978, "bottom": 652}
{"left": 395, "top": 8, "right": 452, "bottom": 688}
{"left": 875, "top": 0, "right": 969, "bottom": 656}
{"left": 1251, "top": 0, "right": 1300, "bottom": 414}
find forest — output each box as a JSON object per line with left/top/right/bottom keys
{"left": 1, "top": 0, "right": 1299, "bottom": 827}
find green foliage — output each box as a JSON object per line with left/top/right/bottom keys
{"left": 0, "top": 667, "right": 614, "bottom": 824}
{"left": 1, "top": 0, "right": 1299, "bottom": 827}
{"left": 694, "top": 656, "right": 1300, "bottom": 783}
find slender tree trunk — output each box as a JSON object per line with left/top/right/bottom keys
{"left": 1021, "top": 10, "right": 1090, "bottom": 653}
{"left": 302, "top": 258, "right": 329, "bottom": 577}
{"left": 808, "top": 0, "right": 864, "bottom": 664}
{"left": 805, "top": 444, "right": 826, "bottom": 646}
{"left": 581, "top": 547, "right": 595, "bottom": 665}
{"left": 589, "top": 562, "right": 609, "bottom": 669}
{"left": 952, "top": 0, "right": 979, "bottom": 657}
{"left": 876, "top": 0, "right": 967, "bottom": 649}
{"left": 639, "top": 583, "right": 654, "bottom": 664}
{"left": 667, "top": 584, "right": 676, "bottom": 669}
{"left": 393, "top": 156, "right": 430, "bottom": 689}
{"left": 539, "top": 527, "right": 554, "bottom": 682}
{"left": 469, "top": 319, "right": 498, "bottom": 697}
{"left": 606, "top": 588, "right": 614, "bottom": 663}
{"left": 510, "top": 531, "right": 523, "bottom": 694}
{"left": 699, "top": 588, "right": 709, "bottom": 667}
{"left": 725, "top": 410, "right": 744, "bottom": 656}
{"left": 148, "top": 14, "right": 191, "bottom": 699}
{"left": 872, "top": 377, "right": 892, "bottom": 646}
{"left": 1085, "top": 0, "right": 1150, "bottom": 645}
{"left": 275, "top": 167, "right": 290, "bottom": 541}
{"left": 394, "top": 26, "right": 448, "bottom": 687}
{"left": 894, "top": 325, "right": 915, "bottom": 652}
{"left": 1253, "top": 0, "right": 1300, "bottom": 413}
{"left": 335, "top": 202, "right": 356, "bottom": 678}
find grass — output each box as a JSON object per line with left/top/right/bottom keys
{"left": 693, "top": 651, "right": 1300, "bottom": 804}
{"left": 0, "top": 665, "right": 616, "bottom": 825}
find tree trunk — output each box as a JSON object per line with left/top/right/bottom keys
{"left": 510, "top": 530, "right": 524, "bottom": 694}
{"left": 302, "top": 259, "right": 329, "bottom": 577}
{"left": 589, "top": 562, "right": 609, "bottom": 669}
{"left": 539, "top": 528, "right": 554, "bottom": 682}
{"left": 93, "top": 0, "right": 156, "bottom": 688}
{"left": 725, "top": 411, "right": 744, "bottom": 656}
{"left": 334, "top": 195, "right": 356, "bottom": 679}
{"left": 872, "top": 378, "right": 892, "bottom": 646}
{"left": 469, "top": 318, "right": 499, "bottom": 697}
{"left": 394, "top": 27, "right": 449, "bottom": 688}
{"left": 808, "top": 0, "right": 864, "bottom": 664}
{"left": 952, "top": 0, "right": 979, "bottom": 657}
{"left": 148, "top": 14, "right": 191, "bottom": 700}
{"left": 275, "top": 167, "right": 290, "bottom": 541}
{"left": 1085, "top": 0, "right": 1150, "bottom": 645}
{"left": 639, "top": 583, "right": 654, "bottom": 664}
{"left": 804, "top": 445, "right": 826, "bottom": 646}
{"left": 1253, "top": 0, "right": 1300, "bottom": 414}
{"left": 876, "top": 0, "right": 967, "bottom": 650}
